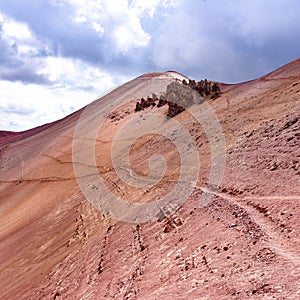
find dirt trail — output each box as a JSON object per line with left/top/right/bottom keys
{"left": 111, "top": 159, "right": 300, "bottom": 267}
{"left": 199, "top": 186, "right": 300, "bottom": 267}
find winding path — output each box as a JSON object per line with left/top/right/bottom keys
{"left": 199, "top": 186, "right": 300, "bottom": 267}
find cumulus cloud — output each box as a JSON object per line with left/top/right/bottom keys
{"left": 1, "top": 0, "right": 300, "bottom": 84}
{"left": 0, "top": 0, "right": 163, "bottom": 130}
{"left": 0, "top": 0, "right": 300, "bottom": 131}
{"left": 0, "top": 13, "right": 53, "bottom": 84}
{"left": 0, "top": 72, "right": 115, "bottom": 131}
{"left": 0, "top": 0, "right": 161, "bottom": 71}
{"left": 151, "top": 0, "right": 300, "bottom": 82}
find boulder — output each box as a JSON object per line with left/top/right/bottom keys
{"left": 167, "top": 102, "right": 185, "bottom": 118}
{"left": 135, "top": 102, "right": 143, "bottom": 112}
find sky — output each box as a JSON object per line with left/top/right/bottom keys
{"left": 0, "top": 0, "right": 300, "bottom": 131}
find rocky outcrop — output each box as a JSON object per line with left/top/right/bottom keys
{"left": 134, "top": 80, "right": 206, "bottom": 117}
{"left": 165, "top": 81, "right": 204, "bottom": 117}
{"left": 211, "top": 82, "right": 221, "bottom": 99}
{"left": 156, "top": 95, "right": 168, "bottom": 108}
{"left": 134, "top": 78, "right": 221, "bottom": 117}
{"left": 167, "top": 102, "right": 185, "bottom": 117}
{"left": 183, "top": 78, "right": 221, "bottom": 99}
{"left": 135, "top": 97, "right": 156, "bottom": 112}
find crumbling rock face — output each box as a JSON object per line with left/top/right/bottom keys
{"left": 134, "top": 80, "right": 206, "bottom": 117}
{"left": 166, "top": 81, "right": 204, "bottom": 107}
{"left": 166, "top": 102, "right": 185, "bottom": 118}
{"left": 211, "top": 82, "right": 221, "bottom": 99}
{"left": 165, "top": 81, "right": 205, "bottom": 117}
{"left": 156, "top": 94, "right": 167, "bottom": 108}
{"left": 135, "top": 101, "right": 143, "bottom": 112}
{"left": 182, "top": 78, "right": 221, "bottom": 99}
{"left": 135, "top": 97, "right": 156, "bottom": 112}
{"left": 134, "top": 78, "right": 220, "bottom": 117}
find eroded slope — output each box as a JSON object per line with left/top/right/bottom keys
{"left": 0, "top": 62, "right": 299, "bottom": 299}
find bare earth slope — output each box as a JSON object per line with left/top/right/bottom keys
{"left": 0, "top": 61, "right": 299, "bottom": 299}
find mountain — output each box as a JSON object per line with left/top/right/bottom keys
{"left": 0, "top": 61, "right": 299, "bottom": 299}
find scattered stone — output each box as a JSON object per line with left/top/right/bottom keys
{"left": 182, "top": 79, "right": 188, "bottom": 85}
{"left": 140, "top": 98, "right": 151, "bottom": 108}
{"left": 108, "top": 113, "right": 117, "bottom": 119}
{"left": 167, "top": 102, "right": 185, "bottom": 118}
{"left": 147, "top": 97, "right": 156, "bottom": 107}
{"left": 270, "top": 163, "right": 278, "bottom": 171}
{"left": 157, "top": 98, "right": 167, "bottom": 107}
{"left": 53, "top": 291, "right": 61, "bottom": 299}
{"left": 282, "top": 117, "right": 298, "bottom": 130}
{"left": 135, "top": 102, "right": 143, "bottom": 112}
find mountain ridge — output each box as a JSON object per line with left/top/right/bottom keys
{"left": 0, "top": 59, "right": 299, "bottom": 299}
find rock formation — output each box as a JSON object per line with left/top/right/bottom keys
{"left": 135, "top": 97, "right": 156, "bottom": 112}
{"left": 134, "top": 79, "right": 207, "bottom": 117}
{"left": 183, "top": 77, "right": 221, "bottom": 99}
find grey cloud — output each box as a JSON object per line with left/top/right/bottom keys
{"left": 0, "top": 1, "right": 141, "bottom": 64}
{"left": 0, "top": 0, "right": 152, "bottom": 79}
{"left": 0, "top": 1, "right": 174, "bottom": 83}
{"left": 0, "top": 38, "right": 53, "bottom": 84}
{"left": 0, "top": 37, "right": 20, "bottom": 68}
{"left": 0, "top": 15, "right": 54, "bottom": 84}
{"left": 0, "top": 64, "right": 52, "bottom": 84}
{"left": 1, "top": 0, "right": 300, "bottom": 85}
{"left": 0, "top": 1, "right": 104, "bottom": 80}
{"left": 151, "top": 0, "right": 300, "bottom": 82}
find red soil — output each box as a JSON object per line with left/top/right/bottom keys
{"left": 0, "top": 59, "right": 299, "bottom": 299}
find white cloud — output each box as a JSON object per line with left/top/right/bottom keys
{"left": 129, "top": 0, "right": 161, "bottom": 17}
{"left": 0, "top": 66, "right": 120, "bottom": 131}
{"left": 69, "top": 0, "right": 160, "bottom": 53}
{"left": 0, "top": 48, "right": 127, "bottom": 131}
{"left": 1, "top": 0, "right": 300, "bottom": 132}
{"left": 0, "top": 13, "right": 40, "bottom": 57}
{"left": 0, "top": 0, "right": 174, "bottom": 131}
{"left": 113, "top": 22, "right": 150, "bottom": 53}
{"left": 38, "top": 56, "right": 76, "bottom": 82}
{"left": 91, "top": 22, "right": 105, "bottom": 35}
{"left": 2, "top": 18, "right": 32, "bottom": 40}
